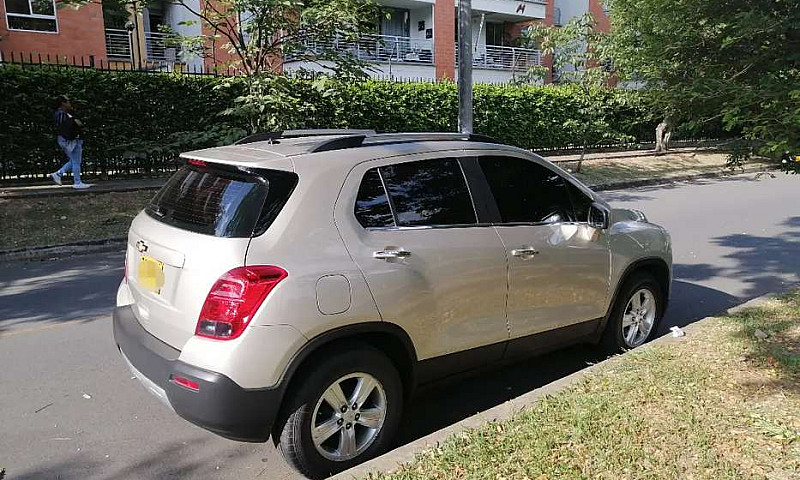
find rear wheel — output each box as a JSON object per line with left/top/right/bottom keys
{"left": 277, "top": 347, "right": 403, "bottom": 479}
{"left": 600, "top": 272, "right": 664, "bottom": 353}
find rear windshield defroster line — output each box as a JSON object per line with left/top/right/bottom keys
{"left": 145, "top": 163, "right": 297, "bottom": 238}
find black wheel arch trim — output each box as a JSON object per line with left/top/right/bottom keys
{"left": 597, "top": 257, "right": 672, "bottom": 336}
{"left": 276, "top": 321, "right": 419, "bottom": 399}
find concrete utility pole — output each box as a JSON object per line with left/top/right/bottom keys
{"left": 457, "top": 0, "right": 473, "bottom": 134}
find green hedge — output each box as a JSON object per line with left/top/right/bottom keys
{"left": 0, "top": 65, "right": 661, "bottom": 181}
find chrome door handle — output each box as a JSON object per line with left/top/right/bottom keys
{"left": 373, "top": 249, "right": 412, "bottom": 260}
{"left": 511, "top": 247, "right": 540, "bottom": 257}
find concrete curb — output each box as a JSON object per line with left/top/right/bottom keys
{"left": 0, "top": 237, "right": 126, "bottom": 263}
{"left": 330, "top": 292, "right": 781, "bottom": 480}
{"left": 0, "top": 182, "right": 164, "bottom": 200}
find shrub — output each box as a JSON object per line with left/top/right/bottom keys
{"left": 0, "top": 66, "right": 660, "bottom": 182}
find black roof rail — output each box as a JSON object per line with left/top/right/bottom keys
{"left": 283, "top": 129, "right": 376, "bottom": 138}
{"left": 234, "top": 131, "right": 283, "bottom": 145}
{"left": 309, "top": 134, "right": 367, "bottom": 153}
{"left": 233, "top": 130, "right": 499, "bottom": 152}
{"left": 234, "top": 129, "right": 377, "bottom": 146}
{"left": 468, "top": 133, "right": 499, "bottom": 144}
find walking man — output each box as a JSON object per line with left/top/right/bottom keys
{"left": 50, "top": 95, "right": 91, "bottom": 189}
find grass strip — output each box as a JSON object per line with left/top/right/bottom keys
{"left": 371, "top": 292, "right": 800, "bottom": 480}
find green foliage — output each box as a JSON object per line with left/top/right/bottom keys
{"left": 520, "top": 14, "right": 628, "bottom": 170}
{"left": 606, "top": 0, "right": 800, "bottom": 158}
{"left": 0, "top": 66, "right": 659, "bottom": 181}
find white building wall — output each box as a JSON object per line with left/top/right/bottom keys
{"left": 165, "top": 0, "right": 205, "bottom": 72}
{"left": 555, "top": 0, "right": 588, "bottom": 25}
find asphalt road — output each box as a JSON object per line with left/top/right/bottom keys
{"left": 2, "top": 172, "right": 799, "bottom": 479}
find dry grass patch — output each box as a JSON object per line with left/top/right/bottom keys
{"left": 372, "top": 292, "right": 800, "bottom": 480}
{"left": 571, "top": 151, "right": 773, "bottom": 186}
{"left": 0, "top": 190, "right": 153, "bottom": 250}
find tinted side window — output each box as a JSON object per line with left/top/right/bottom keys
{"left": 354, "top": 168, "right": 395, "bottom": 228}
{"left": 478, "top": 156, "right": 574, "bottom": 224}
{"left": 566, "top": 181, "right": 593, "bottom": 223}
{"left": 380, "top": 158, "right": 477, "bottom": 227}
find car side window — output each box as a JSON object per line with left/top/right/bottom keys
{"left": 354, "top": 168, "right": 395, "bottom": 228}
{"left": 566, "top": 181, "right": 593, "bottom": 223}
{"left": 380, "top": 158, "right": 477, "bottom": 227}
{"left": 478, "top": 156, "right": 575, "bottom": 224}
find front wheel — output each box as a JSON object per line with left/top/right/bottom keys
{"left": 600, "top": 272, "right": 664, "bottom": 353}
{"left": 277, "top": 346, "right": 403, "bottom": 479}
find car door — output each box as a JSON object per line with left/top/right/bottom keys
{"left": 475, "top": 154, "right": 611, "bottom": 342}
{"left": 335, "top": 154, "right": 510, "bottom": 374}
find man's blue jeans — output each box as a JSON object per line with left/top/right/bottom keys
{"left": 57, "top": 136, "right": 83, "bottom": 184}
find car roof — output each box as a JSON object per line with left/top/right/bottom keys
{"left": 179, "top": 131, "right": 525, "bottom": 171}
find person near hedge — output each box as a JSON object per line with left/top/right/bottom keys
{"left": 50, "top": 95, "right": 91, "bottom": 189}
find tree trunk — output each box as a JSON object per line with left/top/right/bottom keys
{"left": 575, "top": 143, "right": 586, "bottom": 173}
{"left": 655, "top": 116, "right": 673, "bottom": 154}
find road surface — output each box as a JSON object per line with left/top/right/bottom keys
{"left": 1, "top": 172, "right": 798, "bottom": 479}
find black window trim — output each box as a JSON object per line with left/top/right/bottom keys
{"left": 355, "top": 156, "right": 487, "bottom": 231}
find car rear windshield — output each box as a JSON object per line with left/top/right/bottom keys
{"left": 145, "top": 163, "right": 297, "bottom": 238}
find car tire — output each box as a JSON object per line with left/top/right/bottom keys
{"left": 277, "top": 345, "right": 403, "bottom": 479}
{"left": 600, "top": 272, "right": 664, "bottom": 354}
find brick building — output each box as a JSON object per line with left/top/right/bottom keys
{"left": 1, "top": 0, "right": 607, "bottom": 82}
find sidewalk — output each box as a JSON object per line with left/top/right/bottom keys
{"left": 0, "top": 178, "right": 166, "bottom": 199}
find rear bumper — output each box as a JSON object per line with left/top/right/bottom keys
{"left": 113, "top": 305, "right": 281, "bottom": 442}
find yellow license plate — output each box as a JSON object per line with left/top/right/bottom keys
{"left": 138, "top": 255, "right": 165, "bottom": 294}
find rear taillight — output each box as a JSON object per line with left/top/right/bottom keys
{"left": 195, "top": 266, "right": 288, "bottom": 340}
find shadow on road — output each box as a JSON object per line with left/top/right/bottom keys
{"left": 0, "top": 252, "right": 123, "bottom": 335}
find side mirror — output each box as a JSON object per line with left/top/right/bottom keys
{"left": 589, "top": 203, "right": 610, "bottom": 229}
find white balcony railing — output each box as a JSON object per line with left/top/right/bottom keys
{"left": 105, "top": 28, "right": 132, "bottom": 60}
{"left": 462, "top": 44, "right": 542, "bottom": 71}
{"left": 299, "top": 34, "right": 435, "bottom": 64}
{"left": 145, "top": 31, "right": 173, "bottom": 62}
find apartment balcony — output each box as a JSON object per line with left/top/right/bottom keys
{"left": 460, "top": 44, "right": 541, "bottom": 72}
{"left": 105, "top": 28, "right": 132, "bottom": 60}
{"left": 104, "top": 28, "right": 176, "bottom": 63}
{"left": 145, "top": 31, "right": 173, "bottom": 62}
{"left": 299, "top": 34, "right": 435, "bottom": 65}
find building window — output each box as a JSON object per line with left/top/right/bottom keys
{"left": 5, "top": 0, "right": 57, "bottom": 32}
{"left": 485, "top": 22, "right": 507, "bottom": 46}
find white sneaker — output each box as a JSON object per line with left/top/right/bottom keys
{"left": 73, "top": 183, "right": 92, "bottom": 190}
{"left": 50, "top": 172, "right": 62, "bottom": 186}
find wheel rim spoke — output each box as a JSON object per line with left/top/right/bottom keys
{"left": 357, "top": 407, "right": 384, "bottom": 429}
{"left": 339, "top": 425, "right": 357, "bottom": 457}
{"left": 350, "top": 376, "right": 377, "bottom": 407}
{"left": 631, "top": 292, "right": 642, "bottom": 310}
{"left": 312, "top": 417, "right": 342, "bottom": 445}
{"left": 322, "top": 382, "right": 348, "bottom": 410}
{"left": 625, "top": 323, "right": 638, "bottom": 344}
{"left": 622, "top": 313, "right": 635, "bottom": 328}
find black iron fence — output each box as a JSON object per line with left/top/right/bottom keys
{"left": 0, "top": 49, "right": 242, "bottom": 76}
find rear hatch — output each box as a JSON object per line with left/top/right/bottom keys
{"left": 126, "top": 161, "right": 296, "bottom": 350}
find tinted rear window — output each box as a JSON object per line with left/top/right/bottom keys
{"left": 146, "top": 164, "right": 296, "bottom": 238}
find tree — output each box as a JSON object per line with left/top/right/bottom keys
{"left": 521, "top": 13, "right": 634, "bottom": 172}
{"left": 607, "top": 0, "right": 800, "bottom": 169}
